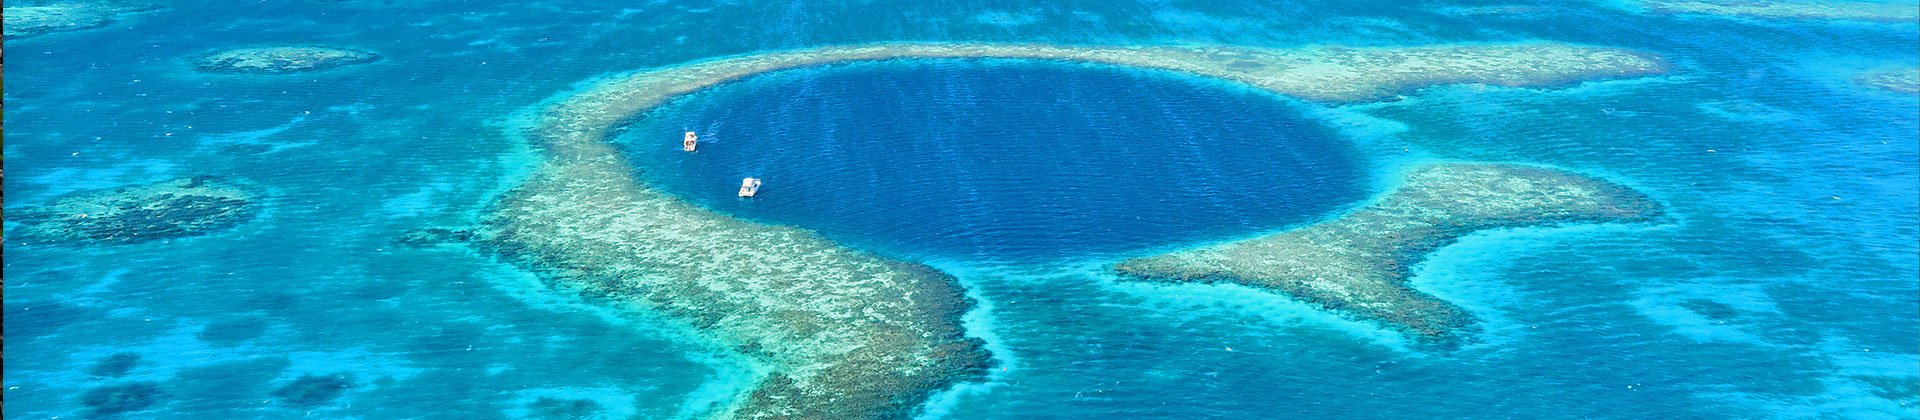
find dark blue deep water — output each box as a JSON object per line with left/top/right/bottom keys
{"left": 619, "top": 61, "right": 1365, "bottom": 262}
{"left": 4, "top": 0, "right": 1917, "bottom": 418}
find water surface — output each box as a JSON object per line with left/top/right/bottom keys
{"left": 3, "top": 0, "right": 1915, "bottom": 418}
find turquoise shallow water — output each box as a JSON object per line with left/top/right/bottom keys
{"left": 5, "top": 0, "right": 1918, "bottom": 418}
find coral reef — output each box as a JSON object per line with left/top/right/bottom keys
{"left": 271, "top": 373, "right": 353, "bottom": 407}
{"left": 1633, "top": 0, "right": 1920, "bottom": 22}
{"left": 1114, "top": 164, "right": 1662, "bottom": 345}
{"left": 481, "top": 179, "right": 992, "bottom": 418}
{"left": 196, "top": 46, "right": 380, "bottom": 74}
{"left": 81, "top": 382, "right": 163, "bottom": 416}
{"left": 88, "top": 353, "right": 141, "bottom": 378}
{"left": 1855, "top": 67, "right": 1920, "bottom": 94}
{"left": 1860, "top": 375, "right": 1920, "bottom": 405}
{"left": 1680, "top": 299, "right": 1742, "bottom": 322}
{"left": 3, "top": 1, "right": 158, "bottom": 38}
{"left": 484, "top": 42, "right": 1667, "bottom": 417}
{"left": 198, "top": 317, "right": 269, "bottom": 346}
{"left": 10, "top": 176, "right": 257, "bottom": 245}
{"left": 395, "top": 227, "right": 477, "bottom": 247}
{"left": 528, "top": 397, "right": 602, "bottom": 420}
{"left": 5, "top": 300, "right": 96, "bottom": 339}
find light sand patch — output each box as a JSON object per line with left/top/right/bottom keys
{"left": 1855, "top": 67, "right": 1920, "bottom": 94}
{"left": 1633, "top": 0, "right": 1919, "bottom": 22}
{"left": 196, "top": 46, "right": 381, "bottom": 74}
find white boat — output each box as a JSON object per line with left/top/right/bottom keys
{"left": 738, "top": 177, "right": 762, "bottom": 197}
{"left": 683, "top": 131, "right": 698, "bottom": 152}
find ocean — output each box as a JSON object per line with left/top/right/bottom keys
{"left": 4, "top": 0, "right": 1916, "bottom": 418}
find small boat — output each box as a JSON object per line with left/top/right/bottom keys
{"left": 738, "top": 177, "right": 762, "bottom": 197}
{"left": 683, "top": 131, "right": 698, "bottom": 152}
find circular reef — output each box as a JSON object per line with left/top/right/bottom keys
{"left": 11, "top": 176, "right": 258, "bottom": 245}
{"left": 479, "top": 42, "right": 1669, "bottom": 417}
{"left": 196, "top": 46, "right": 380, "bottom": 74}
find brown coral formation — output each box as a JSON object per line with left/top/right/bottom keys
{"left": 11, "top": 176, "right": 258, "bottom": 245}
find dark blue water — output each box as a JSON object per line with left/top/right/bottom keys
{"left": 619, "top": 61, "right": 1366, "bottom": 262}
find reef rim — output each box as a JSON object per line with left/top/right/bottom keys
{"left": 479, "top": 42, "right": 1669, "bottom": 417}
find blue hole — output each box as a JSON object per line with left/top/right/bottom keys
{"left": 617, "top": 60, "right": 1370, "bottom": 262}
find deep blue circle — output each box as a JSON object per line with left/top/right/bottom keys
{"left": 618, "top": 60, "right": 1369, "bottom": 262}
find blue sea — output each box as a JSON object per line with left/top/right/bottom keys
{"left": 5, "top": 0, "right": 1917, "bottom": 418}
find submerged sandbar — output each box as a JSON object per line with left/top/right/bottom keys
{"left": 1115, "top": 164, "right": 1663, "bottom": 345}
{"left": 1855, "top": 67, "right": 1920, "bottom": 94}
{"left": 481, "top": 42, "right": 1667, "bottom": 417}
{"left": 197, "top": 46, "right": 381, "bottom": 74}
{"left": 1633, "top": 0, "right": 1920, "bottom": 22}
